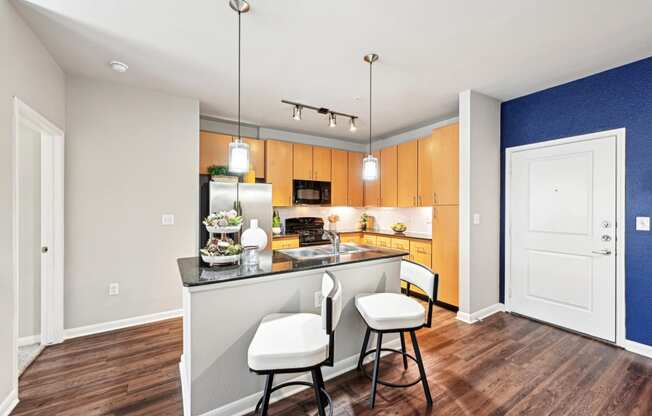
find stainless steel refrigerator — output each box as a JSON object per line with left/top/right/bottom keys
{"left": 207, "top": 182, "right": 273, "bottom": 249}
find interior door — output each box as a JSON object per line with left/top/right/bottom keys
{"left": 509, "top": 135, "right": 617, "bottom": 341}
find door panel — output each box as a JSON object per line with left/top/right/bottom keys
{"left": 347, "top": 152, "right": 364, "bottom": 207}
{"left": 293, "top": 143, "right": 313, "bottom": 180}
{"left": 313, "top": 146, "right": 331, "bottom": 181}
{"left": 432, "top": 123, "right": 459, "bottom": 205}
{"left": 418, "top": 136, "right": 434, "bottom": 206}
{"left": 397, "top": 141, "right": 418, "bottom": 207}
{"left": 331, "top": 149, "right": 348, "bottom": 206}
{"left": 199, "top": 131, "right": 232, "bottom": 174}
{"left": 243, "top": 137, "right": 265, "bottom": 179}
{"left": 363, "top": 151, "right": 381, "bottom": 206}
{"left": 432, "top": 206, "right": 458, "bottom": 306}
{"left": 380, "top": 146, "right": 397, "bottom": 207}
{"left": 265, "top": 140, "right": 293, "bottom": 207}
{"left": 509, "top": 135, "right": 617, "bottom": 341}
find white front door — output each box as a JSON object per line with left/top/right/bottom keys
{"left": 508, "top": 134, "right": 617, "bottom": 342}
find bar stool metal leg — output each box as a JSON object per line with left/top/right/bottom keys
{"left": 311, "top": 369, "right": 327, "bottom": 416}
{"left": 259, "top": 373, "right": 274, "bottom": 416}
{"left": 369, "top": 331, "right": 383, "bottom": 408}
{"left": 357, "top": 326, "right": 371, "bottom": 370}
{"left": 315, "top": 367, "right": 328, "bottom": 406}
{"left": 399, "top": 331, "right": 408, "bottom": 370}
{"left": 410, "top": 330, "right": 432, "bottom": 405}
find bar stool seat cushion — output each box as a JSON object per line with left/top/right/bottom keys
{"left": 355, "top": 293, "right": 425, "bottom": 331}
{"left": 248, "top": 313, "right": 329, "bottom": 371}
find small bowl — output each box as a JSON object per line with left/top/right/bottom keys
{"left": 205, "top": 224, "right": 242, "bottom": 234}
{"left": 201, "top": 254, "right": 241, "bottom": 266}
{"left": 391, "top": 224, "right": 407, "bottom": 233}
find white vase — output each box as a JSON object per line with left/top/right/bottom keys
{"left": 241, "top": 219, "right": 268, "bottom": 250}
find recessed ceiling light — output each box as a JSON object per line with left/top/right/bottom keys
{"left": 109, "top": 60, "right": 128, "bottom": 73}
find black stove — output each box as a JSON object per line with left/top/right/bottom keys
{"left": 285, "top": 217, "right": 329, "bottom": 247}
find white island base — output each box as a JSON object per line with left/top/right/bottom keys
{"left": 180, "top": 256, "right": 402, "bottom": 416}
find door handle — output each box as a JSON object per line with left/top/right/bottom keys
{"left": 592, "top": 249, "right": 612, "bottom": 255}
{"left": 41, "top": 246, "right": 48, "bottom": 254}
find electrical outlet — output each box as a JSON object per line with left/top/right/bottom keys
{"left": 636, "top": 216, "right": 650, "bottom": 231}
{"left": 161, "top": 214, "right": 175, "bottom": 225}
{"left": 109, "top": 283, "right": 120, "bottom": 296}
{"left": 314, "top": 291, "right": 322, "bottom": 308}
{"left": 473, "top": 213, "right": 481, "bottom": 225}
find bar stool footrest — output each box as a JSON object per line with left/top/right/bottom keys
{"left": 360, "top": 348, "right": 423, "bottom": 388}
{"left": 254, "top": 380, "right": 333, "bottom": 416}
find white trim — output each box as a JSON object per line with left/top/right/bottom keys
{"left": 504, "top": 128, "right": 626, "bottom": 346}
{"left": 63, "top": 309, "right": 183, "bottom": 340}
{"left": 0, "top": 388, "right": 18, "bottom": 416}
{"left": 179, "top": 354, "right": 190, "bottom": 416}
{"left": 12, "top": 97, "right": 65, "bottom": 399}
{"left": 17, "top": 334, "right": 41, "bottom": 347}
{"left": 457, "top": 91, "right": 472, "bottom": 314}
{"left": 456, "top": 303, "right": 505, "bottom": 324}
{"left": 623, "top": 339, "right": 652, "bottom": 359}
{"left": 195, "top": 339, "right": 401, "bottom": 416}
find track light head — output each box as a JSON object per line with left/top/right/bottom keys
{"left": 292, "top": 105, "right": 302, "bottom": 121}
{"left": 349, "top": 118, "right": 357, "bottom": 132}
{"left": 328, "top": 113, "right": 337, "bottom": 128}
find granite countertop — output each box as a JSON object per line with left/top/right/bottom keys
{"left": 337, "top": 229, "right": 432, "bottom": 240}
{"left": 177, "top": 246, "right": 407, "bottom": 287}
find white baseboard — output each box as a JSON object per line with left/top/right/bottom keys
{"left": 180, "top": 354, "right": 190, "bottom": 416}
{"left": 18, "top": 334, "right": 41, "bottom": 347}
{"left": 196, "top": 338, "right": 401, "bottom": 416}
{"left": 64, "top": 309, "right": 183, "bottom": 340}
{"left": 624, "top": 339, "right": 652, "bottom": 359}
{"left": 456, "top": 303, "right": 505, "bottom": 324}
{"left": 0, "top": 388, "right": 18, "bottom": 416}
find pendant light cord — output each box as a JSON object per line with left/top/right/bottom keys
{"left": 368, "top": 59, "right": 372, "bottom": 154}
{"left": 237, "top": 10, "right": 241, "bottom": 142}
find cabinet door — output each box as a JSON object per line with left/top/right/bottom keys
{"left": 410, "top": 240, "right": 432, "bottom": 268}
{"left": 376, "top": 236, "right": 391, "bottom": 249}
{"left": 331, "top": 149, "right": 348, "bottom": 206}
{"left": 397, "top": 141, "right": 418, "bottom": 207}
{"left": 200, "top": 131, "right": 232, "bottom": 174}
{"left": 418, "top": 135, "right": 434, "bottom": 206}
{"left": 390, "top": 237, "right": 410, "bottom": 251}
{"left": 363, "top": 234, "right": 377, "bottom": 246}
{"left": 265, "top": 140, "right": 293, "bottom": 207}
{"left": 293, "top": 143, "right": 313, "bottom": 180}
{"left": 432, "top": 205, "right": 459, "bottom": 306}
{"left": 380, "top": 146, "right": 397, "bottom": 207}
{"left": 347, "top": 152, "right": 364, "bottom": 207}
{"left": 313, "top": 146, "right": 331, "bottom": 182}
{"left": 432, "top": 123, "right": 459, "bottom": 205}
{"left": 243, "top": 137, "right": 265, "bottom": 179}
{"left": 363, "top": 151, "right": 381, "bottom": 206}
{"left": 340, "top": 232, "right": 362, "bottom": 244}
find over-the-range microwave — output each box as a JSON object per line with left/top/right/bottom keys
{"left": 293, "top": 180, "right": 331, "bottom": 205}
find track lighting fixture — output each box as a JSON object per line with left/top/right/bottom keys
{"left": 281, "top": 100, "right": 357, "bottom": 132}
{"left": 292, "top": 105, "right": 302, "bottom": 121}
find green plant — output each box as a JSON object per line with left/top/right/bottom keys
{"left": 272, "top": 210, "right": 282, "bottom": 228}
{"left": 360, "top": 213, "right": 369, "bottom": 230}
{"left": 207, "top": 165, "right": 229, "bottom": 176}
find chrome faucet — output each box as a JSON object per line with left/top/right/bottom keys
{"left": 322, "top": 230, "right": 341, "bottom": 254}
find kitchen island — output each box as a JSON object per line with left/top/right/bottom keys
{"left": 178, "top": 245, "right": 406, "bottom": 416}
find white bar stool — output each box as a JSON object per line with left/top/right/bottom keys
{"left": 355, "top": 259, "right": 439, "bottom": 408}
{"left": 247, "top": 271, "right": 343, "bottom": 416}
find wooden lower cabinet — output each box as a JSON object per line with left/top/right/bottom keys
{"left": 410, "top": 240, "right": 432, "bottom": 268}
{"left": 390, "top": 237, "right": 410, "bottom": 251}
{"left": 271, "top": 236, "right": 300, "bottom": 250}
{"left": 362, "top": 234, "right": 377, "bottom": 246}
{"left": 376, "top": 236, "right": 391, "bottom": 249}
{"left": 340, "top": 232, "right": 362, "bottom": 244}
{"left": 432, "top": 205, "right": 459, "bottom": 307}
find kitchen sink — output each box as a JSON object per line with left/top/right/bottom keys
{"left": 278, "top": 243, "right": 371, "bottom": 260}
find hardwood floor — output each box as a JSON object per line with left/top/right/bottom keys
{"left": 12, "top": 308, "right": 652, "bottom": 415}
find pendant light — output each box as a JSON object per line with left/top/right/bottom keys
{"left": 227, "top": 0, "right": 251, "bottom": 174}
{"left": 362, "top": 53, "right": 379, "bottom": 181}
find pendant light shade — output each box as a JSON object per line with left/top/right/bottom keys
{"left": 228, "top": 140, "right": 250, "bottom": 173}
{"left": 362, "top": 53, "right": 379, "bottom": 181}
{"left": 362, "top": 154, "right": 379, "bottom": 181}
{"left": 228, "top": 0, "right": 251, "bottom": 174}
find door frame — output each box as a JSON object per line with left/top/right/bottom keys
{"left": 12, "top": 97, "right": 65, "bottom": 387}
{"left": 504, "top": 128, "right": 626, "bottom": 346}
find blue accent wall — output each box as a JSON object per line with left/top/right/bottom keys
{"left": 501, "top": 57, "right": 652, "bottom": 347}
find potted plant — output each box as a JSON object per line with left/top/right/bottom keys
{"left": 207, "top": 165, "right": 238, "bottom": 183}
{"left": 272, "top": 210, "right": 282, "bottom": 235}
{"left": 200, "top": 236, "right": 243, "bottom": 266}
{"left": 203, "top": 210, "right": 243, "bottom": 233}
{"left": 359, "top": 213, "right": 369, "bottom": 231}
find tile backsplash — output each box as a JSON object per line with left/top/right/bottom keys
{"left": 276, "top": 206, "right": 433, "bottom": 235}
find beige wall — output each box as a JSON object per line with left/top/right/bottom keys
{"left": 65, "top": 76, "right": 199, "bottom": 329}
{"left": 0, "top": 0, "right": 66, "bottom": 404}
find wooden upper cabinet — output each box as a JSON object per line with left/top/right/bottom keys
{"left": 331, "top": 149, "right": 348, "bottom": 206}
{"left": 363, "top": 151, "right": 381, "bottom": 206}
{"left": 380, "top": 145, "right": 398, "bottom": 207}
{"left": 432, "top": 205, "right": 459, "bottom": 306}
{"left": 265, "top": 140, "right": 293, "bottom": 207}
{"left": 418, "top": 135, "right": 435, "bottom": 206}
{"left": 347, "top": 152, "right": 364, "bottom": 207}
{"left": 199, "top": 131, "right": 232, "bottom": 174}
{"left": 293, "top": 143, "right": 313, "bottom": 180}
{"left": 397, "top": 141, "right": 418, "bottom": 207}
{"left": 312, "top": 147, "right": 331, "bottom": 182}
{"left": 432, "top": 123, "right": 459, "bottom": 205}
{"left": 243, "top": 137, "right": 265, "bottom": 179}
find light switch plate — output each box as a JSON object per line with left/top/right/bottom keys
{"left": 636, "top": 216, "right": 650, "bottom": 231}
{"left": 109, "top": 283, "right": 120, "bottom": 296}
{"left": 473, "top": 213, "right": 481, "bottom": 225}
{"left": 161, "top": 214, "right": 175, "bottom": 225}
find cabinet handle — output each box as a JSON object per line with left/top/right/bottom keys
{"left": 433, "top": 207, "right": 437, "bottom": 218}
{"left": 433, "top": 192, "right": 437, "bottom": 204}
{"left": 413, "top": 196, "right": 416, "bottom": 206}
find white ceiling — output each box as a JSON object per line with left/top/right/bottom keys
{"left": 14, "top": 0, "right": 652, "bottom": 141}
